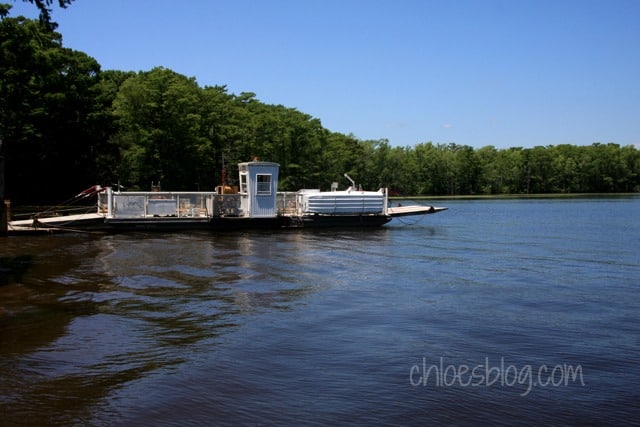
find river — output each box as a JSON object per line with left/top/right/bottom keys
{"left": 1, "top": 197, "right": 638, "bottom": 425}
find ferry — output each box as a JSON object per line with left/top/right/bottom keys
{"left": 7, "top": 160, "right": 446, "bottom": 233}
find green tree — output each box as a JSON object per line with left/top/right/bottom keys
{"left": 112, "top": 67, "right": 211, "bottom": 190}
{"left": 320, "top": 132, "right": 368, "bottom": 190}
{"left": 91, "top": 70, "right": 137, "bottom": 185}
{"left": 18, "top": 0, "right": 74, "bottom": 30}
{"left": 413, "top": 142, "right": 443, "bottom": 194}
{"left": 1, "top": 10, "right": 102, "bottom": 203}
{"left": 451, "top": 144, "right": 480, "bottom": 194}
{"left": 476, "top": 145, "right": 499, "bottom": 194}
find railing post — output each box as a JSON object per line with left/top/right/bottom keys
{"left": 383, "top": 188, "right": 388, "bottom": 215}
{"left": 107, "top": 187, "right": 113, "bottom": 217}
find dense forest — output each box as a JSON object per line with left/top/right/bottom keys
{"left": 1, "top": 5, "right": 639, "bottom": 205}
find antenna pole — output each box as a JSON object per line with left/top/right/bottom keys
{"left": 344, "top": 173, "right": 356, "bottom": 188}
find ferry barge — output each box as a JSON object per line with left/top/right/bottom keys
{"left": 8, "top": 161, "right": 446, "bottom": 234}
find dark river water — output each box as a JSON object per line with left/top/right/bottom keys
{"left": 1, "top": 197, "right": 639, "bottom": 426}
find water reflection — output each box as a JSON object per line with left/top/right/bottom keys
{"left": 1, "top": 229, "right": 394, "bottom": 424}
{"left": 0, "top": 236, "right": 108, "bottom": 423}
{"left": 0, "top": 229, "right": 396, "bottom": 423}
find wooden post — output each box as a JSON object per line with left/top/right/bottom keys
{"left": 0, "top": 190, "right": 5, "bottom": 237}
{"left": 0, "top": 206, "right": 5, "bottom": 236}
{"left": 0, "top": 139, "right": 6, "bottom": 235}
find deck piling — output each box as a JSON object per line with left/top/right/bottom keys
{"left": 0, "top": 200, "right": 6, "bottom": 236}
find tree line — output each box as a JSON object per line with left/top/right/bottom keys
{"left": 1, "top": 7, "right": 639, "bottom": 205}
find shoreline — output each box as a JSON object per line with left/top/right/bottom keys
{"left": 391, "top": 192, "right": 640, "bottom": 201}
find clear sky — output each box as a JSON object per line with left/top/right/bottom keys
{"left": 8, "top": 0, "right": 640, "bottom": 149}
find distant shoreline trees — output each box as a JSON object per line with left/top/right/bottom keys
{"left": 1, "top": 9, "right": 639, "bottom": 204}
{"left": 370, "top": 141, "right": 639, "bottom": 196}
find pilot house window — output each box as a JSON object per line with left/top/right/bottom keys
{"left": 256, "top": 174, "right": 272, "bottom": 195}
{"left": 240, "top": 173, "right": 248, "bottom": 194}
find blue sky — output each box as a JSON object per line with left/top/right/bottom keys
{"left": 8, "top": 0, "right": 640, "bottom": 149}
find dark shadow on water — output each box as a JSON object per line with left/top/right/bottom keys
{"left": 0, "top": 237, "right": 139, "bottom": 424}
{"left": 0, "top": 255, "right": 33, "bottom": 287}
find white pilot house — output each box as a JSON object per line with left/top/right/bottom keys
{"left": 238, "top": 161, "right": 279, "bottom": 218}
